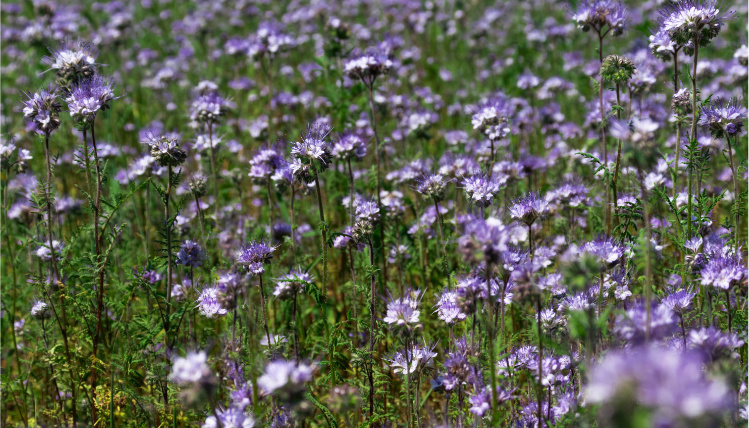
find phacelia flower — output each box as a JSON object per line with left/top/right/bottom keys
{"left": 273, "top": 269, "right": 312, "bottom": 300}
{"left": 235, "top": 240, "right": 277, "bottom": 275}
{"left": 289, "top": 124, "right": 333, "bottom": 183}
{"left": 169, "top": 351, "right": 213, "bottom": 385}
{"left": 30, "top": 299, "right": 50, "bottom": 319}
{"left": 471, "top": 97, "right": 511, "bottom": 141}
{"left": 416, "top": 173, "right": 449, "bottom": 202}
{"left": 176, "top": 240, "right": 206, "bottom": 268}
{"left": 143, "top": 134, "right": 187, "bottom": 167}
{"left": 42, "top": 40, "right": 99, "bottom": 85}
{"left": 258, "top": 360, "right": 313, "bottom": 400}
{"left": 331, "top": 131, "right": 367, "bottom": 161}
{"left": 190, "top": 92, "right": 228, "bottom": 125}
{"left": 196, "top": 286, "right": 227, "bottom": 318}
{"left": 463, "top": 174, "right": 502, "bottom": 208}
{"left": 22, "top": 86, "right": 62, "bottom": 135}
{"left": 699, "top": 253, "right": 746, "bottom": 290}
{"left": 571, "top": 0, "right": 627, "bottom": 36}
{"left": 698, "top": 98, "right": 747, "bottom": 138}
{"left": 343, "top": 46, "right": 392, "bottom": 88}
{"left": 65, "top": 75, "right": 120, "bottom": 126}
{"left": 509, "top": 193, "right": 548, "bottom": 226}
{"left": 202, "top": 406, "right": 256, "bottom": 428}
{"left": 657, "top": 0, "right": 734, "bottom": 47}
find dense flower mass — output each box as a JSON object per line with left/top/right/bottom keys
{"left": 3, "top": 0, "right": 746, "bottom": 426}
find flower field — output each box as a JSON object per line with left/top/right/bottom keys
{"left": 1, "top": 0, "right": 748, "bottom": 426}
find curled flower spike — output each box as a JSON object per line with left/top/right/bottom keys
{"left": 289, "top": 123, "right": 333, "bottom": 183}
{"left": 142, "top": 134, "right": 187, "bottom": 167}
{"left": 189, "top": 92, "right": 229, "bottom": 125}
{"left": 509, "top": 193, "right": 548, "bottom": 226}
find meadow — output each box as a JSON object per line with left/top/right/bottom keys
{"left": 1, "top": 0, "right": 748, "bottom": 426}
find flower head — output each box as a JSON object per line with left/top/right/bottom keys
{"left": 65, "top": 75, "right": 120, "bottom": 127}
{"left": 462, "top": 174, "right": 502, "bottom": 208}
{"left": 235, "top": 240, "right": 277, "bottom": 275}
{"left": 176, "top": 240, "right": 206, "bottom": 268}
{"left": 571, "top": 0, "right": 627, "bottom": 36}
{"left": 699, "top": 253, "right": 746, "bottom": 290}
{"left": 258, "top": 360, "right": 313, "bottom": 401}
{"left": 169, "top": 351, "right": 212, "bottom": 385}
{"left": 143, "top": 134, "right": 187, "bottom": 167}
{"left": 43, "top": 40, "right": 99, "bottom": 85}
{"left": 289, "top": 124, "right": 333, "bottom": 183}
{"left": 331, "top": 130, "right": 367, "bottom": 161}
{"left": 698, "top": 98, "right": 747, "bottom": 138}
{"left": 190, "top": 92, "right": 228, "bottom": 125}
{"left": 509, "top": 193, "right": 548, "bottom": 226}
{"left": 30, "top": 299, "right": 50, "bottom": 319}
{"left": 273, "top": 268, "right": 312, "bottom": 300}
{"left": 196, "top": 286, "right": 227, "bottom": 318}
{"left": 657, "top": 0, "right": 734, "bottom": 47}
{"left": 22, "top": 86, "right": 62, "bottom": 135}
{"left": 600, "top": 55, "right": 636, "bottom": 84}
{"left": 415, "top": 173, "right": 449, "bottom": 202}
{"left": 343, "top": 46, "right": 392, "bottom": 87}
{"left": 471, "top": 97, "right": 511, "bottom": 140}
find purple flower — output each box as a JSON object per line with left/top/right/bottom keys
{"left": 462, "top": 174, "right": 502, "bottom": 208}
{"left": 343, "top": 46, "right": 392, "bottom": 88}
{"left": 169, "top": 351, "right": 212, "bottom": 385}
{"left": 42, "top": 40, "right": 98, "bottom": 83}
{"left": 22, "top": 86, "right": 61, "bottom": 135}
{"left": 385, "top": 341, "right": 437, "bottom": 375}
{"left": 661, "top": 289, "right": 696, "bottom": 314}
{"left": 289, "top": 124, "right": 333, "bottom": 183}
{"left": 273, "top": 268, "right": 312, "bottom": 299}
{"left": 383, "top": 291, "right": 422, "bottom": 327}
{"left": 586, "top": 345, "right": 731, "bottom": 424}
{"left": 190, "top": 92, "right": 228, "bottom": 125}
{"left": 581, "top": 235, "right": 625, "bottom": 269}
{"left": 30, "top": 299, "right": 50, "bottom": 319}
{"left": 258, "top": 360, "right": 313, "bottom": 398}
{"left": 571, "top": 0, "right": 627, "bottom": 36}
{"left": 248, "top": 144, "right": 286, "bottom": 181}
{"left": 471, "top": 96, "right": 511, "bottom": 140}
{"left": 415, "top": 173, "right": 449, "bottom": 202}
{"left": 196, "top": 286, "right": 227, "bottom": 318}
{"left": 688, "top": 327, "right": 745, "bottom": 362}
{"left": 509, "top": 193, "right": 548, "bottom": 226}
{"left": 613, "top": 301, "right": 675, "bottom": 343}
{"left": 698, "top": 98, "right": 747, "bottom": 138}
{"left": 331, "top": 131, "right": 367, "bottom": 161}
{"left": 434, "top": 290, "right": 467, "bottom": 324}
{"left": 202, "top": 406, "right": 255, "bottom": 428}
{"left": 65, "top": 75, "right": 120, "bottom": 126}
{"left": 700, "top": 253, "right": 746, "bottom": 290}
{"left": 176, "top": 240, "right": 206, "bottom": 268}
{"left": 657, "top": 0, "right": 734, "bottom": 47}
{"left": 143, "top": 134, "right": 187, "bottom": 167}
{"left": 235, "top": 240, "right": 277, "bottom": 275}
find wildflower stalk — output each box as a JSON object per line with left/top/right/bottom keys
{"left": 638, "top": 173, "right": 653, "bottom": 341}
{"left": 165, "top": 164, "right": 174, "bottom": 306}
{"left": 313, "top": 173, "right": 336, "bottom": 387}
{"left": 366, "top": 85, "right": 389, "bottom": 287}
{"left": 433, "top": 198, "right": 449, "bottom": 277}
{"left": 612, "top": 82, "right": 622, "bottom": 224}
{"left": 292, "top": 292, "right": 300, "bottom": 363}
{"left": 367, "top": 237, "right": 377, "bottom": 418}
{"left": 266, "top": 179, "right": 274, "bottom": 233}
{"left": 536, "top": 296, "right": 544, "bottom": 427}
{"left": 687, "top": 43, "right": 700, "bottom": 240}
{"left": 672, "top": 50, "right": 682, "bottom": 199}
{"left": 485, "top": 265, "right": 499, "bottom": 424}
{"left": 194, "top": 193, "right": 207, "bottom": 249}
{"left": 258, "top": 274, "right": 272, "bottom": 352}
{"left": 43, "top": 133, "right": 78, "bottom": 425}
{"left": 726, "top": 135, "right": 740, "bottom": 251}
{"left": 208, "top": 122, "right": 219, "bottom": 219}
{"left": 598, "top": 33, "right": 611, "bottom": 235}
